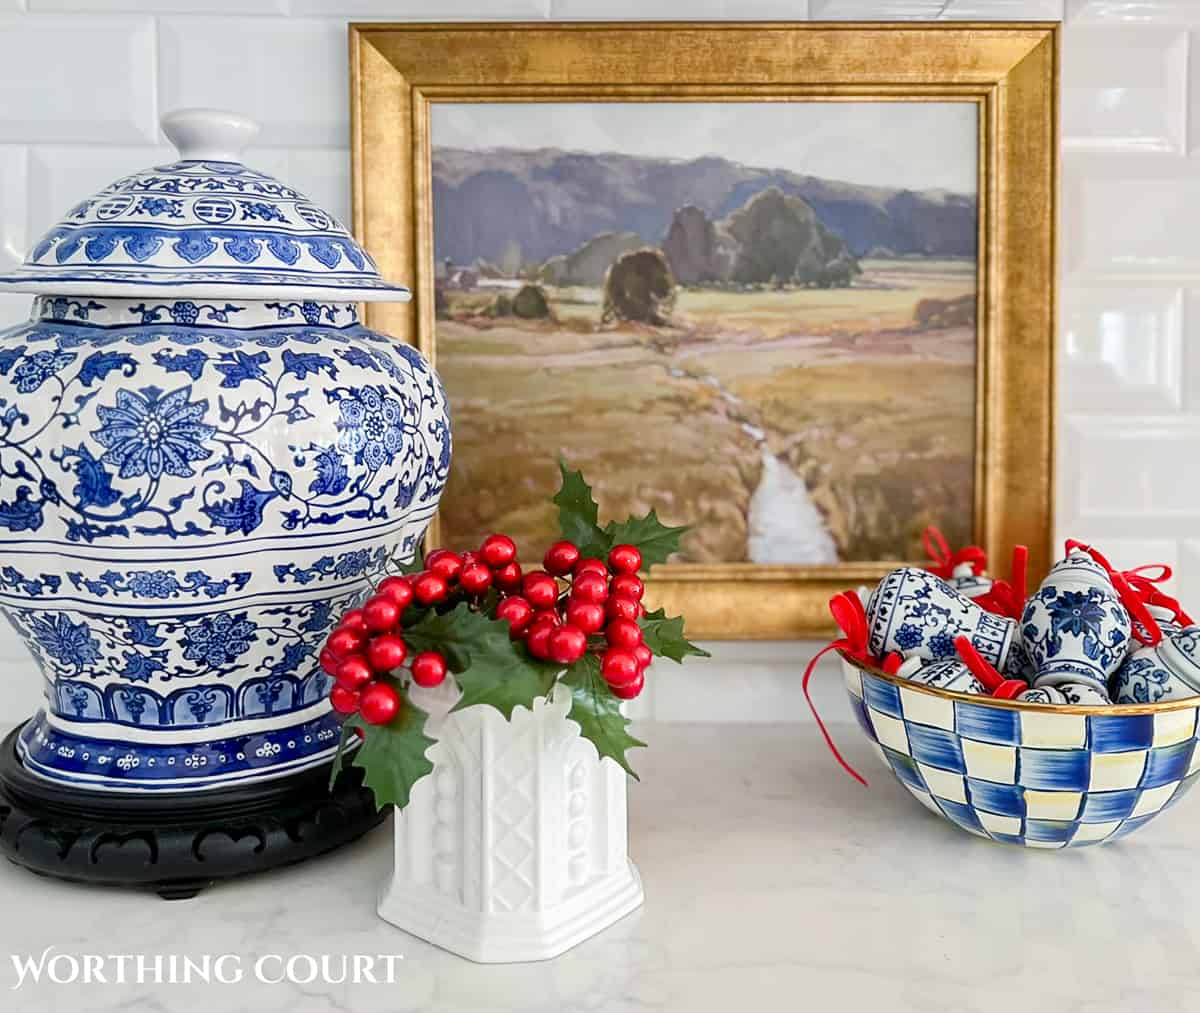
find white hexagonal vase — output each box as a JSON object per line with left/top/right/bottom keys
{"left": 378, "top": 681, "right": 644, "bottom": 962}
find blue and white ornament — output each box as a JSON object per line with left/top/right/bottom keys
{"left": 866, "top": 566, "right": 1023, "bottom": 677}
{"left": 1020, "top": 551, "right": 1131, "bottom": 694}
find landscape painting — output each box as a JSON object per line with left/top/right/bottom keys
{"left": 431, "top": 101, "right": 979, "bottom": 565}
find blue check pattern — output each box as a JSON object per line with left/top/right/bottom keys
{"left": 844, "top": 663, "right": 1200, "bottom": 847}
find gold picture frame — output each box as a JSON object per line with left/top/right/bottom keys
{"left": 349, "top": 21, "right": 1058, "bottom": 639}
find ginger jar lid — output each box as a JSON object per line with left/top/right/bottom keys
{"left": 0, "top": 108, "right": 410, "bottom": 302}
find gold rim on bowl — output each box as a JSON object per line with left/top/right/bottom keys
{"left": 839, "top": 650, "right": 1200, "bottom": 717}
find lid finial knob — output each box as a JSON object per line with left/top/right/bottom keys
{"left": 161, "top": 108, "right": 259, "bottom": 164}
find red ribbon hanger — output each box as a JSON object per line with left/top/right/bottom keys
{"left": 802, "top": 591, "right": 906, "bottom": 788}
{"left": 973, "top": 544, "right": 1029, "bottom": 620}
{"left": 1063, "top": 540, "right": 1165, "bottom": 646}
{"left": 922, "top": 526, "right": 988, "bottom": 580}
{"left": 953, "top": 636, "right": 1027, "bottom": 699}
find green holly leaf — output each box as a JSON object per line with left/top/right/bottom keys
{"left": 603, "top": 509, "right": 689, "bottom": 568}
{"left": 561, "top": 654, "right": 646, "bottom": 779}
{"left": 639, "top": 607, "right": 710, "bottom": 663}
{"left": 405, "top": 602, "right": 560, "bottom": 719}
{"left": 553, "top": 461, "right": 610, "bottom": 559}
{"left": 343, "top": 692, "right": 436, "bottom": 810}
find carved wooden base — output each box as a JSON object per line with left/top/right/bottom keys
{"left": 0, "top": 724, "right": 385, "bottom": 899}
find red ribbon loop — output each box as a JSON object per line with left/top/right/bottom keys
{"left": 1064, "top": 540, "right": 1164, "bottom": 646}
{"left": 802, "top": 592, "right": 873, "bottom": 788}
{"left": 922, "top": 526, "right": 988, "bottom": 579}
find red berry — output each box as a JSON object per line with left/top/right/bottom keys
{"left": 575, "top": 557, "right": 608, "bottom": 577}
{"left": 339, "top": 608, "right": 367, "bottom": 633}
{"left": 492, "top": 561, "right": 523, "bottom": 592}
{"left": 426, "top": 549, "right": 463, "bottom": 582}
{"left": 525, "top": 621, "right": 556, "bottom": 660}
{"left": 411, "top": 651, "right": 448, "bottom": 688}
{"left": 601, "top": 649, "right": 640, "bottom": 688}
{"left": 329, "top": 684, "right": 360, "bottom": 715}
{"left": 496, "top": 595, "right": 535, "bottom": 635}
{"left": 608, "top": 544, "right": 642, "bottom": 574}
{"left": 530, "top": 609, "right": 562, "bottom": 630}
{"left": 522, "top": 570, "right": 559, "bottom": 610}
{"left": 480, "top": 534, "right": 518, "bottom": 568}
{"left": 633, "top": 643, "right": 653, "bottom": 669}
{"left": 377, "top": 576, "right": 414, "bottom": 609}
{"left": 572, "top": 571, "right": 608, "bottom": 604}
{"left": 360, "top": 682, "right": 401, "bottom": 725}
{"left": 327, "top": 627, "right": 365, "bottom": 657}
{"left": 362, "top": 594, "right": 401, "bottom": 633}
{"left": 606, "top": 618, "right": 643, "bottom": 650}
{"left": 337, "top": 655, "right": 374, "bottom": 691}
{"left": 366, "top": 633, "right": 407, "bottom": 672}
{"left": 461, "top": 550, "right": 478, "bottom": 566}
{"left": 548, "top": 624, "right": 588, "bottom": 665}
{"left": 413, "top": 571, "right": 449, "bottom": 606}
{"left": 544, "top": 541, "right": 581, "bottom": 576}
{"left": 565, "top": 599, "right": 606, "bottom": 634}
{"left": 606, "top": 596, "right": 643, "bottom": 622}
{"left": 610, "top": 672, "right": 645, "bottom": 700}
{"left": 610, "top": 573, "right": 644, "bottom": 602}
{"left": 459, "top": 561, "right": 493, "bottom": 595}
{"left": 319, "top": 648, "right": 342, "bottom": 675}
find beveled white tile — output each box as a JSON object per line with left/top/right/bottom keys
{"left": 1060, "top": 287, "right": 1183, "bottom": 412}
{"left": 27, "top": 145, "right": 171, "bottom": 243}
{"left": 1062, "top": 27, "right": 1186, "bottom": 153}
{"left": 551, "top": 0, "right": 803, "bottom": 14}
{"left": 298, "top": 0, "right": 547, "bottom": 12}
{"left": 159, "top": 18, "right": 348, "bottom": 149}
{"left": 943, "top": 0, "right": 1063, "bottom": 16}
{"left": 810, "top": 0, "right": 944, "bottom": 15}
{"left": 1067, "top": 177, "right": 1200, "bottom": 276}
{"left": 1060, "top": 417, "right": 1200, "bottom": 519}
{"left": 0, "top": 146, "right": 27, "bottom": 272}
{"left": 650, "top": 641, "right": 835, "bottom": 723}
{"left": 0, "top": 16, "right": 156, "bottom": 144}
{"left": 31, "top": 0, "right": 285, "bottom": 10}
{"left": 1069, "top": 0, "right": 1200, "bottom": 21}
{"left": 1174, "top": 542, "right": 1200, "bottom": 618}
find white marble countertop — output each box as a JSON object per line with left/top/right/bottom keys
{"left": 1, "top": 721, "right": 1195, "bottom": 1013}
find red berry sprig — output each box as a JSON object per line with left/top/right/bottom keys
{"left": 323, "top": 532, "right": 657, "bottom": 725}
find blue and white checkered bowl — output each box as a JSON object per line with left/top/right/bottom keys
{"left": 842, "top": 654, "right": 1200, "bottom": 848}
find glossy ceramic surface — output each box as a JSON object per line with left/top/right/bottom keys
{"left": 865, "top": 567, "right": 1025, "bottom": 678}
{"left": 0, "top": 110, "right": 409, "bottom": 302}
{"left": 1022, "top": 553, "right": 1132, "bottom": 691}
{"left": 0, "top": 111, "right": 448, "bottom": 791}
{"left": 844, "top": 657, "right": 1200, "bottom": 847}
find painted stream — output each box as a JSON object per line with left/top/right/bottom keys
{"left": 668, "top": 367, "right": 839, "bottom": 564}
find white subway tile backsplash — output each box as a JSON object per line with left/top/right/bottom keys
{"left": 159, "top": 17, "right": 348, "bottom": 148}
{"left": 1062, "top": 27, "right": 1186, "bottom": 153}
{"left": 297, "top": 0, "right": 548, "bottom": 14}
{"left": 1061, "top": 417, "right": 1200, "bottom": 518}
{"left": 0, "top": 16, "right": 156, "bottom": 144}
{"left": 30, "top": 0, "right": 286, "bottom": 11}
{"left": 1068, "top": 0, "right": 1200, "bottom": 21}
{"left": 810, "top": 0, "right": 946, "bottom": 16}
{"left": 0, "top": 146, "right": 27, "bottom": 273}
{"left": 1067, "top": 177, "right": 1200, "bottom": 276}
{"left": 942, "top": 0, "right": 1063, "bottom": 16}
{"left": 1060, "top": 286, "right": 1184, "bottom": 412}
{"left": 648, "top": 641, "right": 844, "bottom": 723}
{"left": 551, "top": 0, "right": 805, "bottom": 16}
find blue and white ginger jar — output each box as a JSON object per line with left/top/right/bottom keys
{"left": 0, "top": 109, "right": 450, "bottom": 791}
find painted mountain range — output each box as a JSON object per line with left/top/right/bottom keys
{"left": 432, "top": 147, "right": 977, "bottom": 268}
